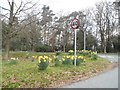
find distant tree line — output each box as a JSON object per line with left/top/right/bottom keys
{"left": 1, "top": 0, "right": 119, "bottom": 59}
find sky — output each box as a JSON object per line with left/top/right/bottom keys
{"left": 0, "top": 0, "right": 115, "bottom": 16}
{"left": 32, "top": 0, "right": 115, "bottom": 15}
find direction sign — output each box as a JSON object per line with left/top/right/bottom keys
{"left": 71, "top": 18, "right": 80, "bottom": 29}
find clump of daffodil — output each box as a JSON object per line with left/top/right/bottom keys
{"left": 37, "top": 56, "right": 49, "bottom": 70}
{"left": 61, "top": 55, "right": 85, "bottom": 66}
{"left": 32, "top": 56, "right": 37, "bottom": 58}
{"left": 90, "top": 52, "right": 98, "bottom": 60}
{"left": 50, "top": 55, "right": 86, "bottom": 66}
{"left": 31, "top": 56, "right": 37, "bottom": 62}
{"left": 9, "top": 57, "right": 19, "bottom": 64}
{"left": 68, "top": 50, "right": 74, "bottom": 52}
{"left": 62, "top": 56, "right": 72, "bottom": 65}
{"left": 91, "top": 51, "right": 97, "bottom": 55}
{"left": 68, "top": 50, "right": 74, "bottom": 55}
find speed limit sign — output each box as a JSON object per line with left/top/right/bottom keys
{"left": 70, "top": 18, "right": 80, "bottom": 67}
{"left": 71, "top": 18, "right": 80, "bottom": 29}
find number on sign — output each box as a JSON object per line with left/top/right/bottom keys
{"left": 71, "top": 18, "right": 80, "bottom": 29}
{"left": 72, "top": 21, "right": 78, "bottom": 26}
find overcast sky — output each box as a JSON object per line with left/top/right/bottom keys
{"left": 1, "top": 0, "right": 115, "bottom": 16}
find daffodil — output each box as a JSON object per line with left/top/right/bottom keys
{"left": 68, "top": 50, "right": 73, "bottom": 52}
{"left": 71, "top": 56, "right": 74, "bottom": 60}
{"left": 66, "top": 56, "right": 70, "bottom": 58}
{"left": 78, "top": 56, "right": 83, "bottom": 59}
{"left": 11, "top": 58, "right": 16, "bottom": 60}
{"left": 62, "top": 58, "right": 65, "bottom": 61}
{"left": 39, "top": 56, "right": 43, "bottom": 59}
{"left": 38, "top": 60, "right": 41, "bottom": 63}
{"left": 32, "top": 56, "right": 35, "bottom": 58}
{"left": 44, "top": 60, "right": 46, "bottom": 62}
{"left": 84, "top": 59, "right": 86, "bottom": 62}
{"left": 49, "top": 58, "right": 52, "bottom": 61}
{"left": 44, "top": 56, "right": 48, "bottom": 59}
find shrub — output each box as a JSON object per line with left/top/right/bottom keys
{"left": 38, "top": 56, "right": 49, "bottom": 70}
{"left": 35, "top": 45, "right": 53, "bottom": 52}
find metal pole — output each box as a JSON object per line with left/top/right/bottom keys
{"left": 74, "top": 29, "right": 77, "bottom": 67}
{"left": 84, "top": 31, "right": 86, "bottom": 50}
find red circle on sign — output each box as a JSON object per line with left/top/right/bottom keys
{"left": 71, "top": 18, "right": 80, "bottom": 29}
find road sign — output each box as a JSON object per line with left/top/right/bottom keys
{"left": 71, "top": 18, "right": 80, "bottom": 29}
{"left": 71, "top": 18, "right": 80, "bottom": 67}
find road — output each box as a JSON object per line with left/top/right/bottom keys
{"left": 61, "top": 54, "right": 118, "bottom": 88}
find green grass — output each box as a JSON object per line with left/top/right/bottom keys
{"left": 98, "top": 53, "right": 118, "bottom": 55}
{"left": 2, "top": 54, "right": 112, "bottom": 88}
{"left": 2, "top": 52, "right": 69, "bottom": 58}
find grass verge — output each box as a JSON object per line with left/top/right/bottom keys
{"left": 2, "top": 55, "right": 117, "bottom": 88}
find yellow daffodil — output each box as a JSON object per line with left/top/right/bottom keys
{"left": 68, "top": 50, "right": 73, "bottom": 52}
{"left": 84, "top": 59, "right": 86, "bottom": 62}
{"left": 11, "top": 58, "right": 16, "bottom": 60}
{"left": 32, "top": 56, "right": 35, "bottom": 58}
{"left": 62, "top": 58, "right": 65, "bottom": 61}
{"left": 49, "top": 58, "right": 52, "bottom": 61}
{"left": 71, "top": 56, "right": 74, "bottom": 60}
{"left": 44, "top": 60, "right": 46, "bottom": 62}
{"left": 39, "top": 56, "right": 43, "bottom": 59}
{"left": 38, "top": 60, "right": 41, "bottom": 63}
{"left": 44, "top": 56, "right": 48, "bottom": 59}
{"left": 66, "top": 56, "right": 70, "bottom": 58}
{"left": 33, "top": 56, "right": 37, "bottom": 58}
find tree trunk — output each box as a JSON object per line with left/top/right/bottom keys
{"left": 3, "top": 0, "right": 14, "bottom": 60}
{"left": 103, "top": 45, "right": 107, "bottom": 53}
{"left": 63, "top": 44, "right": 66, "bottom": 52}
{"left": 32, "top": 45, "right": 35, "bottom": 52}
{"left": 4, "top": 38, "right": 10, "bottom": 60}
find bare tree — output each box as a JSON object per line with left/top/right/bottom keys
{"left": 93, "top": 1, "right": 117, "bottom": 53}
{"left": 1, "top": 0, "right": 40, "bottom": 59}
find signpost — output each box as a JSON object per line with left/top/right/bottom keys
{"left": 71, "top": 18, "right": 80, "bottom": 66}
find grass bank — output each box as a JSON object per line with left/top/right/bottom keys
{"left": 2, "top": 53, "right": 116, "bottom": 88}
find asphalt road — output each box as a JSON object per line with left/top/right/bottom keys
{"left": 61, "top": 54, "right": 118, "bottom": 88}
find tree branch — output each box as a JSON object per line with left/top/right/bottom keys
{"left": 13, "top": 1, "right": 23, "bottom": 17}
{"left": 20, "top": 11, "right": 41, "bottom": 23}
{"left": 0, "top": 6, "right": 10, "bottom": 11}
{"left": 7, "top": 0, "right": 11, "bottom": 7}
{"left": 0, "top": 13, "right": 9, "bottom": 19}
{"left": 9, "top": 18, "right": 41, "bottom": 38}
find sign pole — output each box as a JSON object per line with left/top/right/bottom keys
{"left": 70, "top": 18, "right": 80, "bottom": 67}
{"left": 74, "top": 29, "right": 77, "bottom": 67}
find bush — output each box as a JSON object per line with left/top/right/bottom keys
{"left": 35, "top": 45, "right": 53, "bottom": 52}
{"left": 38, "top": 56, "right": 49, "bottom": 70}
